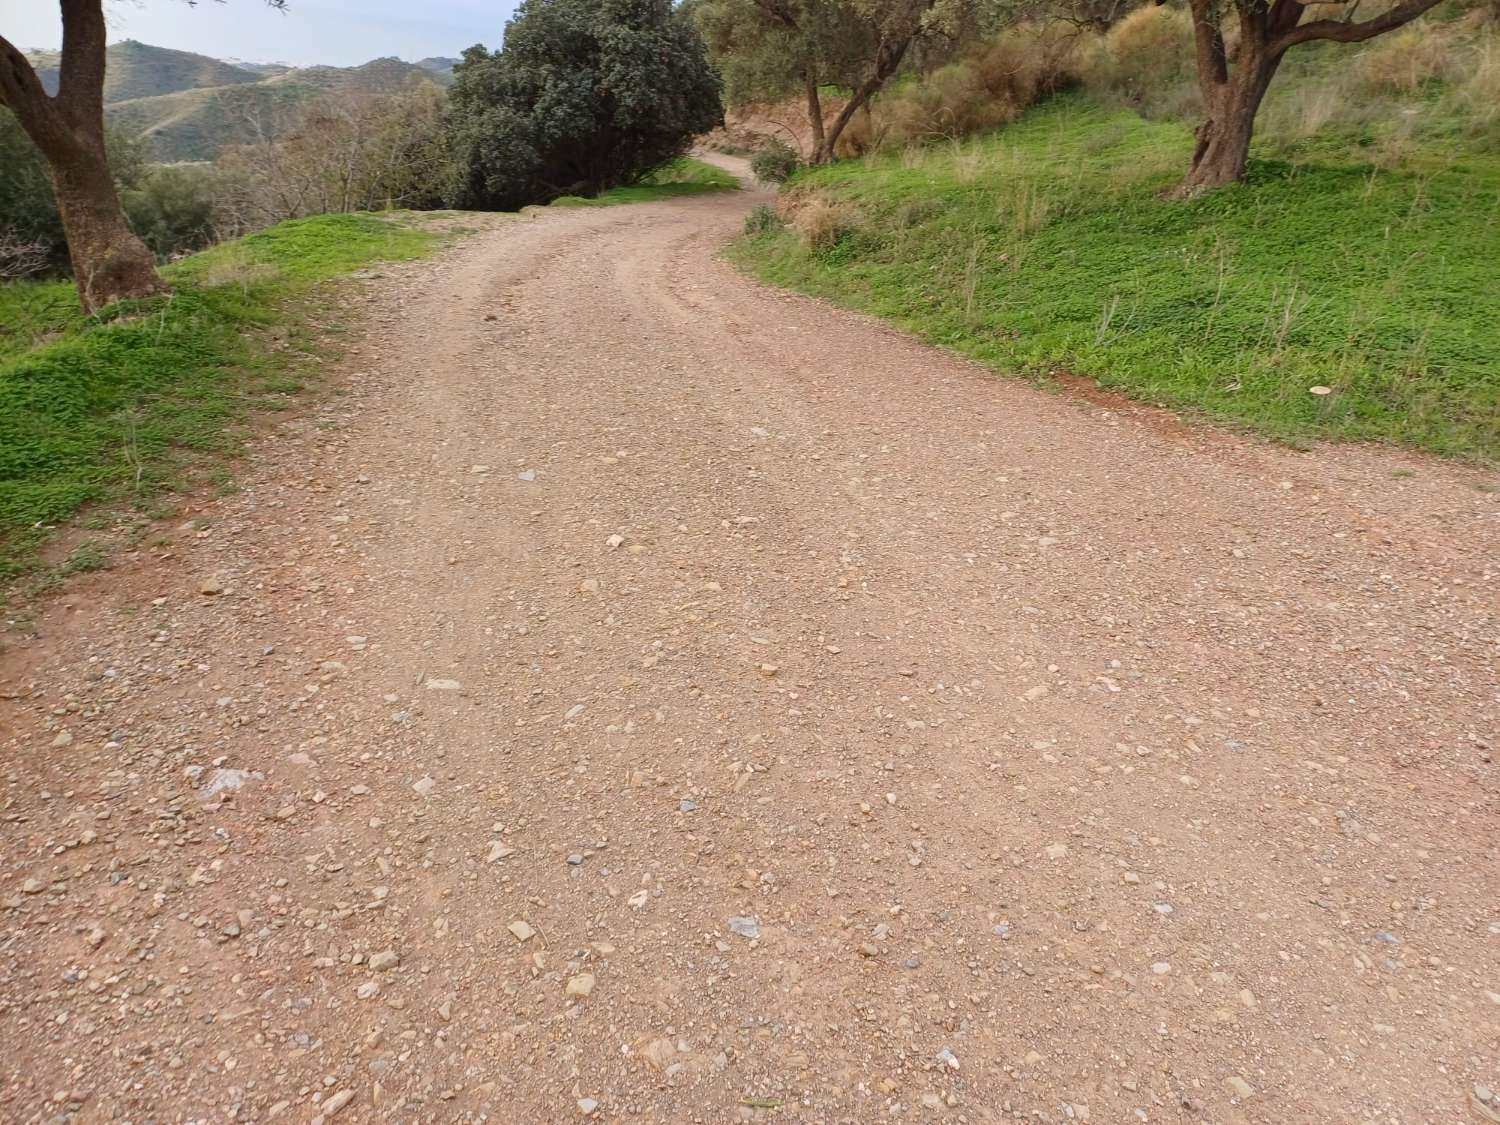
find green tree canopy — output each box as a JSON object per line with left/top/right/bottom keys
{"left": 445, "top": 0, "right": 723, "bottom": 210}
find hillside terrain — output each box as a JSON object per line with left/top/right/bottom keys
{"left": 734, "top": 8, "right": 1500, "bottom": 463}
{"left": 23, "top": 40, "right": 455, "bottom": 162}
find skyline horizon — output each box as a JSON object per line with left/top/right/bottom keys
{"left": 5, "top": 1, "right": 515, "bottom": 69}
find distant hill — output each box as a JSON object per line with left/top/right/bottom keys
{"left": 23, "top": 41, "right": 454, "bottom": 163}
{"left": 28, "top": 40, "right": 263, "bottom": 102}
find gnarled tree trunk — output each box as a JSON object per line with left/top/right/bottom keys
{"left": 1178, "top": 58, "right": 1279, "bottom": 194}
{"left": 0, "top": 0, "right": 167, "bottom": 312}
{"left": 49, "top": 132, "right": 166, "bottom": 312}
{"left": 1174, "top": 0, "right": 1445, "bottom": 196}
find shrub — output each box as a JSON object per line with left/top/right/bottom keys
{"left": 751, "top": 138, "right": 802, "bottom": 183}
{"left": 790, "top": 196, "right": 857, "bottom": 248}
{"left": 444, "top": 0, "right": 723, "bottom": 210}
{"left": 1460, "top": 40, "right": 1500, "bottom": 128}
{"left": 123, "top": 165, "right": 221, "bottom": 259}
{"left": 1075, "top": 5, "right": 1197, "bottom": 117}
{"left": 1354, "top": 22, "right": 1457, "bottom": 92}
{"left": 743, "top": 203, "right": 784, "bottom": 234}
{"left": 858, "top": 23, "right": 1081, "bottom": 152}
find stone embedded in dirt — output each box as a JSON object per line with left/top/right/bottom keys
{"left": 728, "top": 916, "right": 760, "bottom": 939}
{"left": 1045, "top": 843, "right": 1068, "bottom": 860}
{"left": 1022, "top": 685, "right": 1049, "bottom": 702}
{"left": 566, "top": 972, "right": 595, "bottom": 998}
{"left": 628, "top": 889, "right": 650, "bottom": 909}
{"left": 198, "top": 576, "right": 225, "bottom": 595}
{"left": 425, "top": 678, "right": 462, "bottom": 691}
{"left": 606, "top": 534, "right": 624, "bottom": 548}
{"left": 369, "top": 950, "right": 400, "bottom": 972}
{"left": 637, "top": 1037, "right": 676, "bottom": 1071}
{"left": 357, "top": 980, "right": 380, "bottom": 1000}
{"left": 564, "top": 704, "right": 586, "bottom": 721}
{"left": 85, "top": 926, "right": 107, "bottom": 949}
{"left": 1151, "top": 962, "right": 1172, "bottom": 975}
{"left": 508, "top": 920, "right": 536, "bottom": 942}
{"left": 578, "top": 1097, "right": 600, "bottom": 1115}
{"left": 412, "top": 776, "right": 436, "bottom": 796}
{"left": 679, "top": 798, "right": 698, "bottom": 813}
{"left": 758, "top": 663, "right": 779, "bottom": 677}
{"left": 201, "top": 768, "right": 261, "bottom": 798}
{"left": 487, "top": 841, "right": 516, "bottom": 862}
{"left": 50, "top": 730, "right": 73, "bottom": 748}
{"left": 518, "top": 469, "right": 536, "bottom": 481}
{"left": 567, "top": 853, "right": 584, "bottom": 865}
{"left": 322, "top": 1089, "right": 355, "bottom": 1116}
{"left": 21, "top": 879, "right": 45, "bottom": 894}
{"left": 1226, "top": 1076, "right": 1255, "bottom": 1099}
{"left": 936, "top": 1047, "right": 960, "bottom": 1070}
{"left": 471, "top": 464, "right": 491, "bottom": 474}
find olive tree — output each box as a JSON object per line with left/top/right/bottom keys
{"left": 0, "top": 0, "right": 285, "bottom": 310}
{"left": 696, "top": 0, "right": 948, "bottom": 163}
{"left": 1178, "top": 0, "right": 1444, "bottom": 193}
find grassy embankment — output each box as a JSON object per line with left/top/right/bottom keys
{"left": 0, "top": 212, "right": 444, "bottom": 584}
{"left": 734, "top": 96, "right": 1500, "bottom": 463}
{"left": 551, "top": 156, "right": 739, "bottom": 206}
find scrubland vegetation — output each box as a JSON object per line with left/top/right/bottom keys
{"left": 729, "top": 2, "right": 1500, "bottom": 461}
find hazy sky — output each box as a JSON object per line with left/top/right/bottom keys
{"left": 8, "top": 0, "right": 518, "bottom": 67}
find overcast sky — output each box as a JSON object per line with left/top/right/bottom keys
{"left": 9, "top": 0, "right": 516, "bottom": 67}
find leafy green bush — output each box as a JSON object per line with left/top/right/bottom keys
{"left": 751, "top": 138, "right": 801, "bottom": 183}
{"left": 122, "top": 165, "right": 221, "bottom": 259}
{"left": 444, "top": 0, "right": 723, "bottom": 210}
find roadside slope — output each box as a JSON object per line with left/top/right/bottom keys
{"left": 0, "top": 174, "right": 1496, "bottom": 1122}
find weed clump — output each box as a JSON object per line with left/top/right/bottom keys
{"left": 751, "top": 139, "right": 802, "bottom": 183}
{"left": 744, "top": 203, "right": 784, "bottom": 234}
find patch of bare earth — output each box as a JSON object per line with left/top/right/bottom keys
{"left": 2, "top": 166, "right": 1497, "bottom": 1123}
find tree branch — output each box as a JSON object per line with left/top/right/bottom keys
{"left": 1271, "top": 0, "right": 1443, "bottom": 54}
{"left": 1186, "top": 0, "right": 1228, "bottom": 102}
{"left": 0, "top": 30, "right": 66, "bottom": 147}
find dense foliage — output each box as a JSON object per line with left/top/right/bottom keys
{"left": 444, "top": 0, "right": 723, "bottom": 209}
{"left": 0, "top": 112, "right": 147, "bottom": 273}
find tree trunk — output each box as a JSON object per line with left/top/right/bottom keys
{"left": 811, "top": 26, "right": 919, "bottom": 163}
{"left": 0, "top": 1, "right": 168, "bottom": 312}
{"left": 1174, "top": 55, "right": 1280, "bottom": 195}
{"left": 51, "top": 136, "right": 167, "bottom": 313}
{"left": 804, "top": 74, "right": 826, "bottom": 163}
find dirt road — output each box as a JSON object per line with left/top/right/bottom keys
{"left": 3, "top": 163, "right": 1498, "bottom": 1124}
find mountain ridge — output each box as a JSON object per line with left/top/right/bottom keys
{"left": 22, "top": 40, "right": 457, "bottom": 162}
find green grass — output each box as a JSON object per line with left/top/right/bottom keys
{"left": 550, "top": 157, "right": 739, "bottom": 207}
{"left": 0, "top": 211, "right": 443, "bottom": 581}
{"left": 732, "top": 95, "right": 1500, "bottom": 462}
